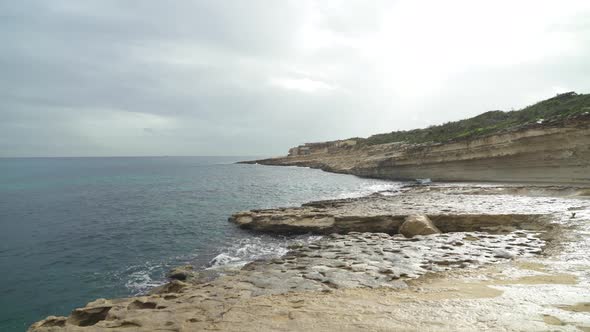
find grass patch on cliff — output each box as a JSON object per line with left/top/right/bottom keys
{"left": 360, "top": 92, "right": 590, "bottom": 146}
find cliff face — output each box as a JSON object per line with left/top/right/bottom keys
{"left": 246, "top": 115, "right": 590, "bottom": 184}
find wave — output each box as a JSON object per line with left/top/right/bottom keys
{"left": 336, "top": 182, "right": 404, "bottom": 199}
{"left": 207, "top": 235, "right": 322, "bottom": 269}
{"left": 121, "top": 236, "right": 322, "bottom": 295}
{"left": 122, "top": 262, "right": 167, "bottom": 295}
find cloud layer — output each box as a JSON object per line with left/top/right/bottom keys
{"left": 2, "top": 0, "right": 589, "bottom": 157}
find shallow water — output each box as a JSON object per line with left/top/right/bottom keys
{"left": 0, "top": 156, "right": 402, "bottom": 331}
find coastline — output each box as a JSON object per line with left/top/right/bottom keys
{"left": 241, "top": 114, "right": 590, "bottom": 185}
{"left": 30, "top": 182, "right": 590, "bottom": 331}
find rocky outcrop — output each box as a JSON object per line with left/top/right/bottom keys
{"left": 243, "top": 115, "right": 590, "bottom": 184}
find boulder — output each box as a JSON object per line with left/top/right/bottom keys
{"left": 166, "top": 265, "right": 194, "bottom": 281}
{"left": 399, "top": 215, "right": 441, "bottom": 238}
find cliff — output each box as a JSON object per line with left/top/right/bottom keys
{"left": 244, "top": 94, "right": 590, "bottom": 184}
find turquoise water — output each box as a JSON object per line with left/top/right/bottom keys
{"left": 0, "top": 157, "right": 400, "bottom": 331}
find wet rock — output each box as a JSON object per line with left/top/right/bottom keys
{"left": 399, "top": 215, "right": 441, "bottom": 238}
{"left": 167, "top": 265, "right": 194, "bottom": 281}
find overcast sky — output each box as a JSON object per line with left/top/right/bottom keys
{"left": 1, "top": 0, "right": 589, "bottom": 157}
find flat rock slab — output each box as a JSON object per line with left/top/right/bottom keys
{"left": 229, "top": 184, "right": 566, "bottom": 235}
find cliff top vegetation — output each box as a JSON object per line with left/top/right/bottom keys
{"left": 359, "top": 92, "right": 590, "bottom": 146}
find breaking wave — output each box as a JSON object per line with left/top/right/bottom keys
{"left": 336, "top": 182, "right": 404, "bottom": 199}
{"left": 121, "top": 262, "right": 167, "bottom": 295}
{"left": 207, "top": 235, "right": 323, "bottom": 269}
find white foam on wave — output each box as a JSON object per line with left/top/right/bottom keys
{"left": 122, "top": 263, "right": 167, "bottom": 295}
{"left": 207, "top": 235, "right": 322, "bottom": 269}
{"left": 121, "top": 235, "right": 324, "bottom": 294}
{"left": 336, "top": 182, "right": 403, "bottom": 199}
{"left": 206, "top": 182, "right": 402, "bottom": 269}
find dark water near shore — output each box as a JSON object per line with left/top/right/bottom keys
{"left": 0, "top": 156, "right": 401, "bottom": 331}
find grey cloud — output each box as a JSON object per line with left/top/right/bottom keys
{"left": 1, "top": 1, "right": 589, "bottom": 157}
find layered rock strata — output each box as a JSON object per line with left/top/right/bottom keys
{"left": 243, "top": 115, "right": 590, "bottom": 184}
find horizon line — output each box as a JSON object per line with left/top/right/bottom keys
{"left": 0, "top": 155, "right": 271, "bottom": 159}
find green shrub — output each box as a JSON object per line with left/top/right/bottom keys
{"left": 358, "top": 92, "right": 590, "bottom": 145}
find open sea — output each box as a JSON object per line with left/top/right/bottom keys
{"left": 0, "top": 156, "right": 401, "bottom": 331}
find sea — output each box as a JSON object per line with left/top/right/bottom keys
{"left": 0, "top": 156, "right": 402, "bottom": 331}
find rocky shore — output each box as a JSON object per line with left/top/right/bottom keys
{"left": 30, "top": 183, "right": 590, "bottom": 331}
